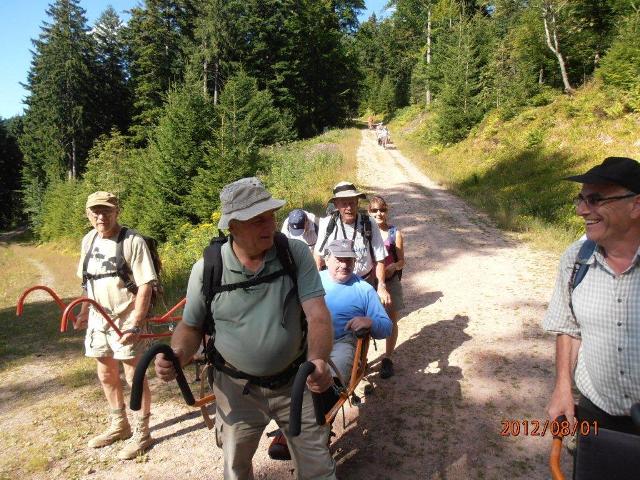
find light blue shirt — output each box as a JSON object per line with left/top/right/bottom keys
{"left": 320, "top": 270, "right": 392, "bottom": 341}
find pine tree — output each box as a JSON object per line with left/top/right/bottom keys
{"left": 126, "top": 76, "right": 216, "bottom": 238}
{"left": 597, "top": 11, "right": 640, "bottom": 91}
{"left": 124, "top": 0, "right": 198, "bottom": 143}
{"left": 0, "top": 117, "right": 24, "bottom": 228}
{"left": 188, "top": 71, "right": 292, "bottom": 221}
{"left": 19, "top": 0, "right": 99, "bottom": 228}
{"left": 433, "top": 15, "right": 484, "bottom": 143}
{"left": 93, "top": 7, "right": 132, "bottom": 134}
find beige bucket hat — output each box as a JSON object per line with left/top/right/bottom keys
{"left": 218, "top": 177, "right": 286, "bottom": 229}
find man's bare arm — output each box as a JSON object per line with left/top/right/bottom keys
{"left": 546, "top": 333, "right": 581, "bottom": 421}
{"left": 301, "top": 296, "right": 333, "bottom": 392}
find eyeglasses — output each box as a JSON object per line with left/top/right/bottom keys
{"left": 88, "top": 209, "right": 116, "bottom": 218}
{"left": 369, "top": 208, "right": 387, "bottom": 213}
{"left": 572, "top": 193, "right": 637, "bottom": 207}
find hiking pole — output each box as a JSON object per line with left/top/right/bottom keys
{"left": 289, "top": 361, "right": 329, "bottom": 437}
{"left": 550, "top": 414, "right": 568, "bottom": 480}
{"left": 16, "top": 285, "right": 78, "bottom": 325}
{"left": 130, "top": 343, "right": 215, "bottom": 429}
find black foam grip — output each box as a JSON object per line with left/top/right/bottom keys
{"left": 289, "top": 361, "right": 326, "bottom": 437}
{"left": 631, "top": 403, "right": 640, "bottom": 427}
{"left": 130, "top": 343, "right": 195, "bottom": 410}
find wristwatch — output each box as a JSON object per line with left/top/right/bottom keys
{"left": 123, "top": 326, "right": 142, "bottom": 335}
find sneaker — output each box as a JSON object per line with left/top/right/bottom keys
{"left": 380, "top": 358, "right": 394, "bottom": 379}
{"left": 267, "top": 430, "right": 291, "bottom": 461}
{"left": 88, "top": 409, "right": 132, "bottom": 449}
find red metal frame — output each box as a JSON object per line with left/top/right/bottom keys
{"left": 18, "top": 285, "right": 185, "bottom": 339}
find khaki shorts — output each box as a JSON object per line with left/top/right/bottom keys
{"left": 84, "top": 308, "right": 147, "bottom": 360}
{"left": 387, "top": 275, "right": 405, "bottom": 311}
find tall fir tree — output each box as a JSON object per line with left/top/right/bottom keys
{"left": 19, "top": 0, "right": 98, "bottom": 229}
{"left": 93, "top": 6, "right": 132, "bottom": 134}
{"left": 188, "top": 71, "right": 292, "bottom": 221}
{"left": 0, "top": 117, "right": 24, "bottom": 228}
{"left": 123, "top": 0, "right": 198, "bottom": 144}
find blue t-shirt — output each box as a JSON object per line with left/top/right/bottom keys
{"left": 320, "top": 270, "right": 392, "bottom": 341}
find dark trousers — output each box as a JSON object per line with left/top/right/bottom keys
{"left": 573, "top": 394, "right": 640, "bottom": 480}
{"left": 577, "top": 394, "right": 639, "bottom": 435}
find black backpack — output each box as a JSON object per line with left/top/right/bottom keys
{"left": 81, "top": 227, "right": 162, "bottom": 306}
{"left": 201, "top": 231, "right": 299, "bottom": 336}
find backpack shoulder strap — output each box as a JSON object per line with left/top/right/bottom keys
{"left": 202, "top": 234, "right": 227, "bottom": 335}
{"left": 318, "top": 211, "right": 339, "bottom": 253}
{"left": 360, "top": 213, "right": 376, "bottom": 263}
{"left": 115, "top": 227, "right": 139, "bottom": 295}
{"left": 568, "top": 239, "right": 596, "bottom": 318}
{"left": 273, "top": 232, "right": 297, "bottom": 285}
{"left": 571, "top": 240, "right": 596, "bottom": 290}
{"left": 388, "top": 225, "right": 397, "bottom": 243}
{"left": 81, "top": 230, "right": 100, "bottom": 290}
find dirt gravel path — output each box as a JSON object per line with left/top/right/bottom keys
{"left": 335, "top": 130, "right": 568, "bottom": 479}
{"left": 13, "top": 130, "right": 571, "bottom": 480}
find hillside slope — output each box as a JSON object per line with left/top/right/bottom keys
{"left": 389, "top": 82, "right": 640, "bottom": 251}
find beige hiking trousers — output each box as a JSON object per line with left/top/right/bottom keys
{"left": 212, "top": 369, "right": 337, "bottom": 480}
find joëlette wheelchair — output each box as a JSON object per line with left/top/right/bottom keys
{"left": 550, "top": 403, "right": 640, "bottom": 480}
{"left": 17, "top": 285, "right": 185, "bottom": 339}
{"left": 129, "top": 329, "right": 372, "bottom": 434}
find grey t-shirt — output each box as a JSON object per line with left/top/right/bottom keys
{"left": 183, "top": 237, "right": 325, "bottom": 376}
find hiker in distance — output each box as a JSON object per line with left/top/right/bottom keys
{"left": 314, "top": 181, "right": 391, "bottom": 307}
{"left": 544, "top": 157, "right": 640, "bottom": 463}
{"left": 154, "top": 177, "right": 337, "bottom": 480}
{"left": 75, "top": 191, "right": 158, "bottom": 459}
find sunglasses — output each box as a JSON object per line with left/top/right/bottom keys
{"left": 369, "top": 208, "right": 387, "bottom": 213}
{"left": 572, "top": 193, "right": 636, "bottom": 207}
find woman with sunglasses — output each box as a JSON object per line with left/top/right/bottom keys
{"left": 368, "top": 195, "right": 405, "bottom": 379}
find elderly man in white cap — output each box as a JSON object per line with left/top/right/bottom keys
{"left": 155, "top": 177, "right": 336, "bottom": 480}
{"left": 314, "top": 181, "right": 391, "bottom": 306}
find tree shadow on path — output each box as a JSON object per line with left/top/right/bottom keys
{"left": 332, "top": 315, "right": 473, "bottom": 480}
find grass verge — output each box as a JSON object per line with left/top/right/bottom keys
{"left": 389, "top": 82, "right": 640, "bottom": 253}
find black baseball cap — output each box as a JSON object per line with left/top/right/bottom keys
{"left": 565, "top": 156, "right": 640, "bottom": 193}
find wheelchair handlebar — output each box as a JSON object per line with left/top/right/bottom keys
{"left": 130, "top": 343, "right": 195, "bottom": 410}
{"left": 289, "top": 361, "right": 326, "bottom": 437}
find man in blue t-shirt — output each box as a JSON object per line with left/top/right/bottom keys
{"left": 321, "top": 239, "right": 392, "bottom": 383}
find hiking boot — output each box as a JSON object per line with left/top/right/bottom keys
{"left": 267, "top": 430, "right": 291, "bottom": 461}
{"left": 380, "top": 358, "right": 394, "bottom": 379}
{"left": 117, "top": 413, "right": 153, "bottom": 460}
{"left": 88, "top": 406, "right": 132, "bottom": 448}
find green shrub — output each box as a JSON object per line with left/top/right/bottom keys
{"left": 38, "top": 179, "right": 90, "bottom": 242}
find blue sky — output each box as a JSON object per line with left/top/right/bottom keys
{"left": 0, "top": 0, "right": 390, "bottom": 120}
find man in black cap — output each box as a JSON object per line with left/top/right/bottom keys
{"left": 543, "top": 157, "right": 640, "bottom": 458}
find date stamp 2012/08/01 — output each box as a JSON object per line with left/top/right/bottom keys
{"left": 500, "top": 419, "right": 599, "bottom": 437}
